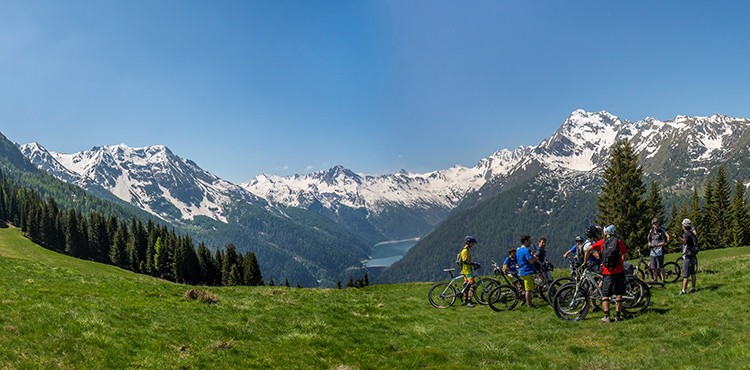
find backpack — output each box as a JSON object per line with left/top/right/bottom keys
{"left": 648, "top": 227, "right": 667, "bottom": 244}
{"left": 601, "top": 237, "right": 621, "bottom": 268}
{"left": 684, "top": 229, "right": 700, "bottom": 257}
{"left": 455, "top": 251, "right": 462, "bottom": 266}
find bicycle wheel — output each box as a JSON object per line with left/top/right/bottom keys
{"left": 488, "top": 284, "right": 520, "bottom": 312}
{"left": 553, "top": 283, "right": 590, "bottom": 321}
{"left": 428, "top": 281, "right": 457, "bottom": 309}
{"left": 547, "top": 276, "right": 574, "bottom": 301}
{"left": 475, "top": 278, "right": 500, "bottom": 305}
{"left": 663, "top": 262, "right": 681, "bottom": 284}
{"left": 622, "top": 279, "right": 650, "bottom": 315}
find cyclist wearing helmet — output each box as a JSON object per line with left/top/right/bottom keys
{"left": 585, "top": 224, "right": 630, "bottom": 323}
{"left": 647, "top": 218, "right": 670, "bottom": 284}
{"left": 459, "top": 236, "right": 480, "bottom": 307}
{"left": 679, "top": 219, "right": 698, "bottom": 295}
{"left": 502, "top": 248, "right": 520, "bottom": 288}
{"left": 582, "top": 226, "right": 601, "bottom": 270}
{"left": 563, "top": 236, "right": 585, "bottom": 274}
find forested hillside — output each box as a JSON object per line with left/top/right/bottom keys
{"left": 4, "top": 132, "right": 372, "bottom": 287}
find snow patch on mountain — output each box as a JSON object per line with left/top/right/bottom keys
{"left": 19, "top": 143, "right": 261, "bottom": 222}
{"left": 242, "top": 147, "right": 531, "bottom": 213}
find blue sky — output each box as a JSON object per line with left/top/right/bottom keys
{"left": 1, "top": 1, "right": 749, "bottom": 183}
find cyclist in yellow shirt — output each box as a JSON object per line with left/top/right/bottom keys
{"left": 460, "top": 236, "right": 480, "bottom": 308}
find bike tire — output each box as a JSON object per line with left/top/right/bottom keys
{"left": 622, "top": 279, "right": 651, "bottom": 315}
{"left": 663, "top": 262, "right": 681, "bottom": 284}
{"left": 553, "top": 283, "right": 590, "bottom": 321}
{"left": 428, "top": 281, "right": 457, "bottom": 309}
{"left": 547, "top": 276, "right": 574, "bottom": 301}
{"left": 488, "top": 284, "right": 520, "bottom": 312}
{"left": 475, "top": 278, "right": 500, "bottom": 305}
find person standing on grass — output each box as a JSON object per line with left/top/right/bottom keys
{"left": 516, "top": 234, "right": 539, "bottom": 308}
{"left": 563, "top": 236, "right": 585, "bottom": 275}
{"left": 647, "top": 218, "right": 670, "bottom": 284}
{"left": 502, "top": 248, "right": 521, "bottom": 290}
{"left": 534, "top": 237, "right": 553, "bottom": 284}
{"left": 459, "top": 236, "right": 480, "bottom": 308}
{"left": 584, "top": 224, "right": 629, "bottom": 323}
{"left": 679, "top": 219, "right": 699, "bottom": 295}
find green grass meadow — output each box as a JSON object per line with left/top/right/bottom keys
{"left": 1, "top": 224, "right": 749, "bottom": 369}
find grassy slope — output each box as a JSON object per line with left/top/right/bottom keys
{"left": 1, "top": 224, "right": 749, "bottom": 369}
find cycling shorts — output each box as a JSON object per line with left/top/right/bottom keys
{"left": 649, "top": 255, "right": 664, "bottom": 269}
{"left": 520, "top": 274, "right": 535, "bottom": 291}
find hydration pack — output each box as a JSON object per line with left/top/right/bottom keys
{"left": 601, "top": 237, "right": 621, "bottom": 268}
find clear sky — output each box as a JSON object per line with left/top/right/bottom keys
{"left": 2, "top": 1, "right": 749, "bottom": 184}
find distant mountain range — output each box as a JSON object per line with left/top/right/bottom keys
{"left": 16, "top": 109, "right": 750, "bottom": 284}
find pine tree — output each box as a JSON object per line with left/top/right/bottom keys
{"left": 645, "top": 180, "right": 666, "bottom": 225}
{"left": 284, "top": 278, "right": 290, "bottom": 287}
{"left": 154, "top": 236, "right": 170, "bottom": 278}
{"left": 242, "top": 252, "right": 264, "bottom": 286}
{"left": 268, "top": 277, "right": 275, "bottom": 287}
{"left": 221, "top": 244, "right": 240, "bottom": 286}
{"left": 730, "top": 179, "right": 750, "bottom": 248}
{"left": 337, "top": 279, "right": 342, "bottom": 289}
{"left": 109, "top": 223, "right": 128, "bottom": 267}
{"left": 595, "top": 140, "right": 647, "bottom": 251}
{"left": 712, "top": 166, "right": 731, "bottom": 248}
{"left": 701, "top": 179, "right": 716, "bottom": 249}
{"left": 64, "top": 209, "right": 82, "bottom": 256}
{"left": 197, "top": 242, "right": 218, "bottom": 285}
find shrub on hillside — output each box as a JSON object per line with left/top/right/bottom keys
{"left": 183, "top": 289, "right": 220, "bottom": 304}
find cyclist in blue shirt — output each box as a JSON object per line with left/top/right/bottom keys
{"left": 502, "top": 248, "right": 520, "bottom": 289}
{"left": 563, "top": 236, "right": 585, "bottom": 275}
{"left": 516, "top": 234, "right": 539, "bottom": 307}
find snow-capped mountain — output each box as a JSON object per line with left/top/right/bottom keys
{"left": 16, "top": 109, "right": 750, "bottom": 285}
{"left": 379, "top": 110, "right": 750, "bottom": 283}
{"left": 19, "top": 143, "right": 263, "bottom": 222}
{"left": 242, "top": 148, "right": 532, "bottom": 216}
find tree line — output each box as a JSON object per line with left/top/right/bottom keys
{"left": 597, "top": 140, "right": 750, "bottom": 253}
{"left": 0, "top": 169, "right": 263, "bottom": 287}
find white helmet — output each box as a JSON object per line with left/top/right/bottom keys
{"left": 604, "top": 224, "right": 615, "bottom": 235}
{"left": 682, "top": 218, "right": 692, "bottom": 227}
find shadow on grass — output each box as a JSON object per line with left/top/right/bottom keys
{"left": 699, "top": 269, "right": 719, "bottom": 275}
{"left": 697, "top": 284, "right": 721, "bottom": 292}
{"left": 646, "top": 307, "right": 671, "bottom": 315}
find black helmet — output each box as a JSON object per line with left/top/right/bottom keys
{"left": 585, "top": 226, "right": 598, "bottom": 238}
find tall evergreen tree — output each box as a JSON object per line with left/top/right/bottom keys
{"left": 222, "top": 244, "right": 240, "bottom": 286}
{"left": 712, "top": 166, "right": 731, "bottom": 248}
{"left": 730, "top": 179, "right": 750, "bottom": 248}
{"left": 595, "top": 140, "right": 647, "bottom": 251}
{"left": 109, "top": 222, "right": 128, "bottom": 267}
{"left": 645, "top": 180, "right": 666, "bottom": 225}
{"left": 702, "top": 179, "right": 717, "bottom": 249}
{"left": 154, "top": 236, "right": 170, "bottom": 278}
{"left": 197, "top": 242, "right": 218, "bottom": 285}
{"left": 242, "top": 251, "right": 264, "bottom": 286}
{"left": 64, "top": 209, "right": 83, "bottom": 257}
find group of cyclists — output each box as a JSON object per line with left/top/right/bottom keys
{"left": 456, "top": 217, "right": 700, "bottom": 322}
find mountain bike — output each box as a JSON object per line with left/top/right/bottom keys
{"left": 427, "top": 265, "right": 499, "bottom": 308}
{"left": 552, "top": 263, "right": 650, "bottom": 321}
{"left": 635, "top": 248, "right": 681, "bottom": 284}
{"left": 486, "top": 264, "right": 550, "bottom": 312}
